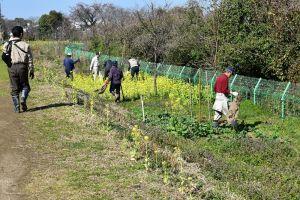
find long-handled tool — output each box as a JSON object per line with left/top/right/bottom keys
{"left": 94, "top": 83, "right": 108, "bottom": 94}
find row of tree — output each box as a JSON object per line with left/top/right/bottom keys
{"left": 2, "top": 0, "right": 299, "bottom": 82}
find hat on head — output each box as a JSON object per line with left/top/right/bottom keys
{"left": 226, "top": 66, "right": 235, "bottom": 74}
{"left": 112, "top": 61, "right": 118, "bottom": 67}
{"left": 67, "top": 52, "right": 72, "bottom": 56}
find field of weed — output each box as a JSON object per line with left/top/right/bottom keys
{"left": 21, "top": 42, "right": 300, "bottom": 199}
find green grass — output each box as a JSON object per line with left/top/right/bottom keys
{"left": 121, "top": 94, "right": 300, "bottom": 199}
{"left": 23, "top": 81, "right": 184, "bottom": 199}
{"left": 24, "top": 46, "right": 300, "bottom": 199}
{"left": 0, "top": 61, "right": 9, "bottom": 96}
{"left": 0, "top": 61, "right": 9, "bottom": 82}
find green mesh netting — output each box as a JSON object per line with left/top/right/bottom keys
{"left": 65, "top": 44, "right": 299, "bottom": 118}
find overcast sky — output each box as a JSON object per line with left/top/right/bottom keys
{"left": 1, "top": 0, "right": 201, "bottom": 20}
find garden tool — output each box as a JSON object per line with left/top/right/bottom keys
{"left": 95, "top": 80, "right": 109, "bottom": 94}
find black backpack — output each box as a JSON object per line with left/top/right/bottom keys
{"left": 2, "top": 41, "right": 13, "bottom": 68}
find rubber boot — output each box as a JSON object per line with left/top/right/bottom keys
{"left": 115, "top": 93, "right": 120, "bottom": 103}
{"left": 21, "top": 88, "right": 29, "bottom": 112}
{"left": 212, "top": 120, "right": 219, "bottom": 128}
{"left": 12, "top": 96, "right": 20, "bottom": 113}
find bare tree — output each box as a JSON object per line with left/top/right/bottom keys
{"left": 70, "top": 3, "right": 100, "bottom": 37}
{"left": 135, "top": 3, "right": 173, "bottom": 95}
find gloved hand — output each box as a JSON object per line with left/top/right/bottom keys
{"left": 29, "top": 68, "right": 34, "bottom": 79}
{"left": 230, "top": 91, "right": 238, "bottom": 97}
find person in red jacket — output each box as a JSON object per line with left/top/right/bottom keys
{"left": 212, "top": 67, "right": 238, "bottom": 128}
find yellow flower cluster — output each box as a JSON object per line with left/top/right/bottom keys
{"left": 71, "top": 73, "right": 102, "bottom": 94}
{"left": 69, "top": 72, "right": 212, "bottom": 111}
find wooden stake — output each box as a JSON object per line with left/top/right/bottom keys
{"left": 189, "top": 78, "right": 193, "bottom": 118}
{"left": 141, "top": 95, "right": 145, "bottom": 122}
{"left": 198, "top": 70, "right": 202, "bottom": 121}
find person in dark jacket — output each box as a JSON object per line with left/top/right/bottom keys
{"left": 63, "top": 52, "right": 80, "bottom": 80}
{"left": 104, "top": 61, "right": 123, "bottom": 102}
{"left": 103, "top": 59, "right": 113, "bottom": 80}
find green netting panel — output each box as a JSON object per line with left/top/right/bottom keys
{"left": 140, "top": 61, "right": 153, "bottom": 74}
{"left": 181, "top": 67, "right": 197, "bottom": 81}
{"left": 64, "top": 44, "right": 300, "bottom": 117}
{"left": 168, "top": 66, "right": 184, "bottom": 79}
{"left": 66, "top": 43, "right": 85, "bottom": 51}
{"left": 286, "top": 83, "right": 300, "bottom": 116}
{"left": 231, "top": 75, "right": 260, "bottom": 100}
{"left": 192, "top": 69, "right": 219, "bottom": 91}
{"left": 156, "top": 63, "right": 170, "bottom": 76}
{"left": 255, "top": 79, "right": 288, "bottom": 114}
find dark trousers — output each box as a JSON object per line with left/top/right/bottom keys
{"left": 110, "top": 83, "right": 121, "bottom": 101}
{"left": 65, "top": 70, "right": 74, "bottom": 81}
{"left": 110, "top": 83, "right": 121, "bottom": 94}
{"left": 131, "top": 66, "right": 139, "bottom": 79}
{"left": 8, "top": 63, "right": 30, "bottom": 97}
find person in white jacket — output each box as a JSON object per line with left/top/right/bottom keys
{"left": 90, "top": 52, "right": 100, "bottom": 81}
{"left": 128, "top": 58, "right": 140, "bottom": 80}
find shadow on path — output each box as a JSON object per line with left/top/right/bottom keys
{"left": 27, "top": 102, "right": 75, "bottom": 112}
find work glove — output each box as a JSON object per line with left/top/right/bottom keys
{"left": 230, "top": 91, "right": 238, "bottom": 97}
{"left": 29, "top": 68, "right": 34, "bottom": 79}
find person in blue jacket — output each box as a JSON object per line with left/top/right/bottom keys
{"left": 63, "top": 52, "right": 80, "bottom": 80}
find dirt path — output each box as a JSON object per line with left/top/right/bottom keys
{"left": 0, "top": 82, "right": 30, "bottom": 200}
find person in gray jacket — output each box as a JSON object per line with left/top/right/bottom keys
{"left": 2, "top": 26, "right": 34, "bottom": 113}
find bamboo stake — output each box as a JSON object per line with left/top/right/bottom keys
{"left": 189, "top": 78, "right": 193, "bottom": 118}
{"left": 141, "top": 95, "right": 146, "bottom": 122}
{"left": 198, "top": 69, "right": 202, "bottom": 121}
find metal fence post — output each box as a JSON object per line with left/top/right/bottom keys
{"left": 205, "top": 71, "right": 209, "bottom": 86}
{"left": 145, "top": 64, "right": 149, "bottom": 73}
{"left": 193, "top": 69, "right": 200, "bottom": 83}
{"left": 281, "top": 82, "right": 291, "bottom": 119}
{"left": 166, "top": 65, "right": 172, "bottom": 77}
{"left": 210, "top": 73, "right": 217, "bottom": 94}
{"left": 179, "top": 66, "right": 186, "bottom": 79}
{"left": 253, "top": 78, "right": 262, "bottom": 105}
{"left": 230, "top": 74, "right": 238, "bottom": 91}
{"left": 157, "top": 63, "right": 161, "bottom": 75}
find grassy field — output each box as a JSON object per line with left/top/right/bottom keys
{"left": 121, "top": 91, "right": 300, "bottom": 199}
{"left": 0, "top": 61, "right": 191, "bottom": 199}
{"left": 35, "top": 55, "right": 299, "bottom": 199}
{"left": 0, "top": 61, "right": 9, "bottom": 96}
{"left": 2, "top": 41, "right": 298, "bottom": 199}
{"left": 23, "top": 83, "right": 186, "bottom": 199}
